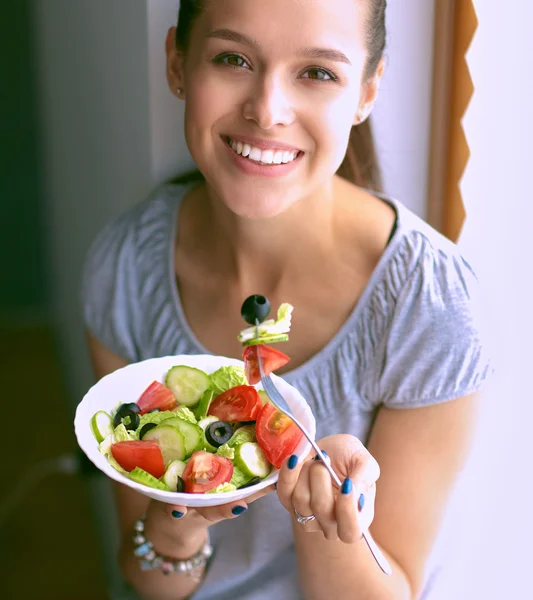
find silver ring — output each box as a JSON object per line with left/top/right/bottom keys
{"left": 294, "top": 508, "right": 316, "bottom": 525}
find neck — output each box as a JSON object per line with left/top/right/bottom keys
{"left": 197, "top": 177, "right": 343, "bottom": 294}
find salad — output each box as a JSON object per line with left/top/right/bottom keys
{"left": 89, "top": 299, "right": 304, "bottom": 494}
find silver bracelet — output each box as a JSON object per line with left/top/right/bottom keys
{"left": 132, "top": 513, "right": 214, "bottom": 581}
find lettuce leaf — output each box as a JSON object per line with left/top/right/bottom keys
{"left": 173, "top": 406, "right": 198, "bottom": 424}
{"left": 230, "top": 466, "right": 253, "bottom": 488}
{"left": 238, "top": 303, "right": 293, "bottom": 343}
{"left": 227, "top": 425, "right": 256, "bottom": 448}
{"left": 137, "top": 410, "right": 176, "bottom": 432}
{"left": 216, "top": 444, "right": 235, "bottom": 460}
{"left": 210, "top": 366, "right": 247, "bottom": 396}
{"left": 205, "top": 482, "right": 237, "bottom": 494}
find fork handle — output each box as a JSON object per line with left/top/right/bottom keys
{"left": 293, "top": 419, "right": 392, "bottom": 575}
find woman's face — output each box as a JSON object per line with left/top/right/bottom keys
{"left": 172, "top": 0, "right": 378, "bottom": 219}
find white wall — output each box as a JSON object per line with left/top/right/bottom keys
{"left": 430, "top": 1, "right": 533, "bottom": 598}
{"left": 373, "top": 0, "right": 436, "bottom": 218}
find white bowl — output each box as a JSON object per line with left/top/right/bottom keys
{"left": 74, "top": 354, "right": 315, "bottom": 507}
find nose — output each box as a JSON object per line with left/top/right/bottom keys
{"left": 242, "top": 75, "right": 295, "bottom": 129}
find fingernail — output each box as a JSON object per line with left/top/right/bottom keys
{"left": 232, "top": 505, "right": 248, "bottom": 516}
{"left": 315, "top": 450, "right": 327, "bottom": 460}
{"left": 171, "top": 510, "right": 184, "bottom": 519}
{"left": 288, "top": 455, "right": 298, "bottom": 469}
{"left": 341, "top": 478, "right": 353, "bottom": 495}
{"left": 358, "top": 493, "right": 365, "bottom": 512}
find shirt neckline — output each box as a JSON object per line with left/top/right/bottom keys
{"left": 166, "top": 184, "right": 407, "bottom": 382}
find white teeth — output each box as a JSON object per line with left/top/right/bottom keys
{"left": 248, "top": 147, "right": 262, "bottom": 161}
{"left": 228, "top": 137, "right": 299, "bottom": 165}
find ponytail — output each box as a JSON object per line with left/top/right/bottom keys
{"left": 336, "top": 117, "right": 383, "bottom": 192}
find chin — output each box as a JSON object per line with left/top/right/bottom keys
{"left": 218, "top": 187, "right": 296, "bottom": 220}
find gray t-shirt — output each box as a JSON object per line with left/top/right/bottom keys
{"left": 81, "top": 183, "right": 491, "bottom": 600}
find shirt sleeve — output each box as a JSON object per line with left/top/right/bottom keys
{"left": 379, "top": 237, "right": 493, "bottom": 408}
{"left": 80, "top": 211, "right": 141, "bottom": 363}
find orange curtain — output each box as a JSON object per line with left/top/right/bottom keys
{"left": 427, "top": 0, "right": 478, "bottom": 242}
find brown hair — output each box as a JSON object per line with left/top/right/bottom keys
{"left": 173, "top": 0, "right": 387, "bottom": 191}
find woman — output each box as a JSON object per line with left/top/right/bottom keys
{"left": 83, "top": 0, "right": 491, "bottom": 598}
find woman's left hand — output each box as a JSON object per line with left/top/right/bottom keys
{"left": 276, "top": 434, "right": 380, "bottom": 544}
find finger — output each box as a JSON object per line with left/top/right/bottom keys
{"left": 245, "top": 483, "right": 276, "bottom": 504}
{"left": 335, "top": 478, "right": 361, "bottom": 544}
{"left": 290, "top": 460, "right": 313, "bottom": 518}
{"left": 349, "top": 450, "right": 380, "bottom": 492}
{"left": 276, "top": 453, "right": 306, "bottom": 510}
{"left": 308, "top": 460, "right": 337, "bottom": 540}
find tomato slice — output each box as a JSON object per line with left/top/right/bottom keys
{"left": 111, "top": 441, "right": 165, "bottom": 478}
{"left": 242, "top": 345, "right": 291, "bottom": 385}
{"left": 181, "top": 451, "right": 234, "bottom": 493}
{"left": 255, "top": 403, "right": 303, "bottom": 469}
{"left": 207, "top": 385, "right": 263, "bottom": 422}
{"left": 137, "top": 381, "right": 177, "bottom": 415}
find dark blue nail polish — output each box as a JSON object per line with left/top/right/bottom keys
{"left": 172, "top": 510, "right": 184, "bottom": 519}
{"left": 274, "top": 482, "right": 277, "bottom": 489}
{"left": 232, "top": 505, "right": 248, "bottom": 516}
{"left": 358, "top": 493, "right": 365, "bottom": 512}
{"left": 315, "top": 450, "right": 327, "bottom": 460}
{"left": 288, "top": 455, "right": 298, "bottom": 469}
{"left": 341, "top": 478, "right": 353, "bottom": 495}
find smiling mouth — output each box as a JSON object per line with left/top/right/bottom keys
{"left": 224, "top": 136, "right": 302, "bottom": 165}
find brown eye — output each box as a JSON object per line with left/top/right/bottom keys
{"left": 302, "top": 68, "right": 334, "bottom": 81}
{"left": 214, "top": 53, "right": 251, "bottom": 69}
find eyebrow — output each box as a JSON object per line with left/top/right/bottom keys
{"left": 206, "top": 28, "right": 352, "bottom": 66}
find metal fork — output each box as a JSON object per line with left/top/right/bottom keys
{"left": 255, "top": 325, "right": 392, "bottom": 575}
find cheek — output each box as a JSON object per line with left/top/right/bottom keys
{"left": 309, "top": 98, "right": 357, "bottom": 166}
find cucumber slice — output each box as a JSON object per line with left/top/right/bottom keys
{"left": 197, "top": 415, "right": 220, "bottom": 431}
{"left": 258, "top": 391, "right": 273, "bottom": 406}
{"left": 165, "top": 366, "right": 211, "bottom": 407}
{"left": 159, "top": 417, "right": 203, "bottom": 457}
{"left": 142, "top": 425, "right": 186, "bottom": 464}
{"left": 242, "top": 334, "right": 289, "bottom": 347}
{"left": 195, "top": 389, "right": 215, "bottom": 419}
{"left": 162, "top": 460, "right": 187, "bottom": 491}
{"left": 129, "top": 467, "right": 171, "bottom": 491}
{"left": 90, "top": 411, "right": 114, "bottom": 443}
{"left": 197, "top": 416, "right": 220, "bottom": 453}
{"left": 233, "top": 442, "right": 271, "bottom": 478}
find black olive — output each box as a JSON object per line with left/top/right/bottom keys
{"left": 238, "top": 477, "right": 261, "bottom": 489}
{"left": 241, "top": 295, "right": 270, "bottom": 325}
{"left": 205, "top": 421, "right": 233, "bottom": 448}
{"left": 139, "top": 422, "right": 158, "bottom": 439}
{"left": 148, "top": 408, "right": 161, "bottom": 414}
{"left": 123, "top": 403, "right": 141, "bottom": 413}
{"left": 176, "top": 476, "right": 185, "bottom": 493}
{"left": 113, "top": 406, "right": 140, "bottom": 431}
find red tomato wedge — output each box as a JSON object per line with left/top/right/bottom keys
{"left": 181, "top": 451, "right": 234, "bottom": 493}
{"left": 137, "top": 381, "right": 177, "bottom": 415}
{"left": 255, "top": 403, "right": 304, "bottom": 469}
{"left": 111, "top": 441, "right": 165, "bottom": 478}
{"left": 207, "top": 385, "right": 263, "bottom": 422}
{"left": 242, "top": 344, "right": 291, "bottom": 385}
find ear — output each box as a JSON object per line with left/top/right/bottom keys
{"left": 166, "top": 27, "right": 186, "bottom": 98}
{"left": 353, "top": 57, "right": 386, "bottom": 126}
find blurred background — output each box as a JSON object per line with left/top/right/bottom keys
{"left": 0, "top": 1, "right": 531, "bottom": 599}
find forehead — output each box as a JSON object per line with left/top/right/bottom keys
{"left": 196, "top": 0, "right": 367, "bottom": 58}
